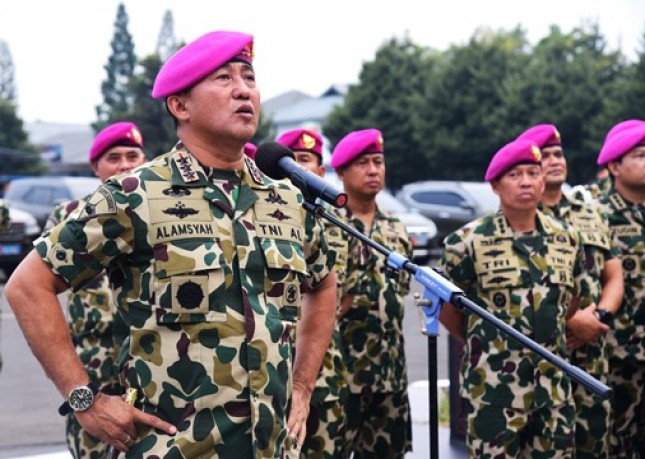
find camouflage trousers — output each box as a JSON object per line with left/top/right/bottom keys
{"left": 571, "top": 341, "right": 611, "bottom": 458}
{"left": 66, "top": 413, "right": 109, "bottom": 459}
{"left": 465, "top": 400, "right": 575, "bottom": 458}
{"left": 300, "top": 397, "right": 345, "bottom": 459}
{"left": 607, "top": 358, "right": 645, "bottom": 458}
{"left": 343, "top": 390, "right": 412, "bottom": 459}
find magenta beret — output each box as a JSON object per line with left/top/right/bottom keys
{"left": 603, "top": 119, "right": 645, "bottom": 143}
{"left": 597, "top": 124, "right": 645, "bottom": 165}
{"left": 276, "top": 129, "right": 323, "bottom": 156}
{"left": 244, "top": 142, "right": 257, "bottom": 160}
{"left": 485, "top": 139, "right": 542, "bottom": 181}
{"left": 89, "top": 122, "right": 143, "bottom": 162}
{"left": 516, "top": 124, "right": 561, "bottom": 149}
{"left": 152, "top": 31, "right": 254, "bottom": 99}
{"left": 330, "top": 129, "right": 384, "bottom": 168}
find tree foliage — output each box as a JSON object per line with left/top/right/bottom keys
{"left": 94, "top": 3, "right": 136, "bottom": 131}
{"left": 156, "top": 10, "right": 178, "bottom": 62}
{"left": 0, "top": 40, "right": 17, "bottom": 103}
{"left": 0, "top": 99, "right": 44, "bottom": 174}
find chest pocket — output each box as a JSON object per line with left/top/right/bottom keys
{"left": 255, "top": 191, "right": 308, "bottom": 322}
{"left": 614, "top": 224, "right": 645, "bottom": 280}
{"left": 545, "top": 233, "right": 576, "bottom": 287}
{"left": 570, "top": 211, "right": 610, "bottom": 251}
{"left": 146, "top": 182, "right": 228, "bottom": 324}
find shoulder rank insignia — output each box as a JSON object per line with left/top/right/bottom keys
{"left": 245, "top": 156, "right": 264, "bottom": 184}
{"left": 173, "top": 151, "right": 199, "bottom": 183}
{"left": 163, "top": 202, "right": 199, "bottom": 219}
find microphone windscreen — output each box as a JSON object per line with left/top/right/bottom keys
{"left": 255, "top": 141, "right": 295, "bottom": 179}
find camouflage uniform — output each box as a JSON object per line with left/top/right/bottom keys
{"left": 440, "top": 210, "right": 588, "bottom": 458}
{"left": 45, "top": 199, "right": 124, "bottom": 459}
{"left": 338, "top": 205, "right": 413, "bottom": 459}
{"left": 299, "top": 214, "right": 352, "bottom": 459}
{"left": 597, "top": 190, "right": 645, "bottom": 458}
{"left": 541, "top": 193, "right": 619, "bottom": 458}
{"left": 36, "top": 144, "right": 333, "bottom": 459}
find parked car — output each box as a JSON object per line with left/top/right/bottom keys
{"left": 322, "top": 168, "right": 439, "bottom": 264}
{"left": 396, "top": 181, "right": 499, "bottom": 244}
{"left": 0, "top": 207, "right": 41, "bottom": 277}
{"left": 4, "top": 176, "right": 101, "bottom": 230}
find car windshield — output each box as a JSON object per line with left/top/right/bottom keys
{"left": 65, "top": 178, "right": 101, "bottom": 199}
{"left": 462, "top": 182, "right": 499, "bottom": 212}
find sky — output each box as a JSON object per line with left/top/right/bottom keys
{"left": 1, "top": 0, "right": 644, "bottom": 126}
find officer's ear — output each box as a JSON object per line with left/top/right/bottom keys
{"left": 166, "top": 94, "right": 190, "bottom": 122}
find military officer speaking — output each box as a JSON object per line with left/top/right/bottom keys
{"left": 439, "top": 139, "right": 591, "bottom": 458}
{"left": 5, "top": 30, "right": 337, "bottom": 459}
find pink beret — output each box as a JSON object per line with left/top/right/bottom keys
{"left": 603, "top": 119, "right": 645, "bottom": 143}
{"left": 152, "top": 31, "right": 254, "bottom": 99}
{"left": 244, "top": 142, "right": 257, "bottom": 160}
{"left": 276, "top": 129, "right": 323, "bottom": 156}
{"left": 89, "top": 122, "right": 143, "bottom": 162}
{"left": 331, "top": 128, "right": 384, "bottom": 168}
{"left": 485, "top": 139, "right": 542, "bottom": 181}
{"left": 516, "top": 124, "right": 561, "bottom": 148}
{"left": 597, "top": 124, "right": 645, "bottom": 165}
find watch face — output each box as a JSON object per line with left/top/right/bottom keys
{"left": 69, "top": 386, "right": 95, "bottom": 412}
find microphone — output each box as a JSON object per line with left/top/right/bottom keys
{"left": 255, "top": 141, "right": 348, "bottom": 208}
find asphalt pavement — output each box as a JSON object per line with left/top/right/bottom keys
{"left": 0, "top": 278, "right": 467, "bottom": 458}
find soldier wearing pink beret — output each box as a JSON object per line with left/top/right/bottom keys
{"left": 243, "top": 142, "right": 257, "bottom": 160}
{"left": 440, "top": 139, "right": 590, "bottom": 458}
{"left": 595, "top": 120, "right": 645, "bottom": 457}
{"left": 276, "top": 128, "right": 325, "bottom": 177}
{"left": 43, "top": 121, "right": 147, "bottom": 459}
{"left": 331, "top": 128, "right": 413, "bottom": 458}
{"left": 6, "top": 30, "right": 337, "bottom": 459}
{"left": 520, "top": 124, "right": 623, "bottom": 458}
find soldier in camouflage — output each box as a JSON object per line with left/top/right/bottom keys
{"left": 276, "top": 128, "right": 351, "bottom": 459}
{"left": 439, "top": 139, "right": 590, "bottom": 458}
{"left": 43, "top": 121, "right": 147, "bottom": 459}
{"left": 330, "top": 129, "right": 413, "bottom": 459}
{"left": 596, "top": 120, "right": 645, "bottom": 458}
{"left": 518, "top": 124, "right": 623, "bottom": 458}
{"left": 5, "top": 31, "right": 337, "bottom": 459}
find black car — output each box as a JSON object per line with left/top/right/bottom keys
{"left": 4, "top": 176, "right": 101, "bottom": 230}
{"left": 0, "top": 207, "right": 41, "bottom": 277}
{"left": 396, "top": 181, "right": 499, "bottom": 243}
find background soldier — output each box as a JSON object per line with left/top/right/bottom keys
{"left": 331, "top": 128, "right": 413, "bottom": 459}
{"left": 43, "top": 121, "right": 147, "bottom": 459}
{"left": 277, "top": 128, "right": 350, "bottom": 458}
{"left": 5, "top": 30, "right": 337, "bottom": 458}
{"left": 439, "top": 139, "right": 589, "bottom": 458}
{"left": 518, "top": 123, "right": 623, "bottom": 458}
{"left": 596, "top": 121, "right": 645, "bottom": 457}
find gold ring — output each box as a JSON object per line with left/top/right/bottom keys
{"left": 124, "top": 435, "right": 131, "bottom": 444}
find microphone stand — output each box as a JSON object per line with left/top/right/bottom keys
{"left": 302, "top": 200, "right": 611, "bottom": 459}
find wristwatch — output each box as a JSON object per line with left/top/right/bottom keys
{"left": 594, "top": 308, "right": 614, "bottom": 326}
{"left": 58, "top": 382, "right": 99, "bottom": 416}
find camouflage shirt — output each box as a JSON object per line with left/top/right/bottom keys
{"left": 45, "top": 199, "right": 123, "bottom": 393}
{"left": 597, "top": 189, "right": 645, "bottom": 361}
{"left": 36, "top": 145, "right": 333, "bottom": 459}
{"left": 440, "top": 210, "right": 587, "bottom": 409}
{"left": 0, "top": 199, "right": 9, "bottom": 234}
{"left": 338, "top": 205, "right": 412, "bottom": 394}
{"left": 541, "top": 193, "right": 620, "bottom": 378}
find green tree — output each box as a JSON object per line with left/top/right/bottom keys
{"left": 156, "top": 10, "right": 177, "bottom": 62}
{"left": 413, "top": 27, "right": 529, "bottom": 182}
{"left": 94, "top": 2, "right": 137, "bottom": 131}
{"left": 0, "top": 99, "right": 43, "bottom": 174}
{"left": 325, "top": 36, "right": 436, "bottom": 189}
{"left": 496, "top": 23, "right": 624, "bottom": 184}
{"left": 0, "top": 40, "right": 17, "bottom": 102}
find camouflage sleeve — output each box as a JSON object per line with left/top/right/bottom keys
{"left": 43, "top": 200, "right": 81, "bottom": 231}
{"left": 570, "top": 227, "right": 593, "bottom": 308}
{"left": 398, "top": 221, "right": 413, "bottom": 297}
{"left": 303, "top": 210, "right": 333, "bottom": 289}
{"left": 0, "top": 199, "right": 10, "bottom": 234}
{"left": 34, "top": 183, "right": 135, "bottom": 291}
{"left": 439, "top": 230, "right": 476, "bottom": 292}
{"left": 343, "top": 232, "right": 361, "bottom": 297}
